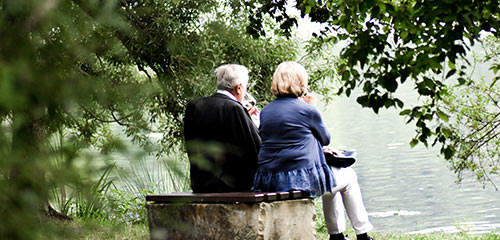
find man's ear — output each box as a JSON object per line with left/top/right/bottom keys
{"left": 236, "top": 84, "right": 243, "bottom": 94}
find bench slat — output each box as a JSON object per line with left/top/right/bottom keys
{"left": 145, "top": 191, "right": 305, "bottom": 203}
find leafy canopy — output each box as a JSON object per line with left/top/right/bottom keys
{"left": 0, "top": 0, "right": 297, "bottom": 238}
{"left": 244, "top": 0, "right": 499, "bottom": 186}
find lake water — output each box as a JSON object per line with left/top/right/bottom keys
{"left": 320, "top": 84, "right": 500, "bottom": 234}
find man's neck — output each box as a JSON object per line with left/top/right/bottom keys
{"left": 216, "top": 89, "right": 238, "bottom": 102}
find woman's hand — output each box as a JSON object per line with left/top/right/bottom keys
{"left": 323, "top": 146, "right": 345, "bottom": 156}
{"left": 301, "top": 93, "right": 317, "bottom": 106}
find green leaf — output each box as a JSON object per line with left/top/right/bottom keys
{"left": 395, "top": 98, "right": 404, "bottom": 108}
{"left": 400, "top": 109, "right": 411, "bottom": 116}
{"left": 448, "top": 61, "right": 456, "bottom": 70}
{"left": 463, "top": 14, "right": 473, "bottom": 26}
{"left": 384, "top": 3, "right": 395, "bottom": 12}
{"left": 490, "top": 65, "right": 499, "bottom": 75}
{"left": 342, "top": 71, "right": 350, "bottom": 81}
{"left": 371, "top": 5, "right": 380, "bottom": 17}
{"left": 423, "top": 77, "right": 435, "bottom": 88}
{"left": 445, "top": 69, "right": 456, "bottom": 79}
{"left": 351, "top": 69, "right": 360, "bottom": 78}
{"left": 428, "top": 58, "right": 442, "bottom": 70}
{"left": 346, "top": 88, "right": 352, "bottom": 97}
{"left": 400, "top": 68, "right": 409, "bottom": 83}
{"left": 441, "top": 127, "right": 452, "bottom": 138}
{"left": 490, "top": 76, "right": 499, "bottom": 88}
{"left": 417, "top": 86, "right": 432, "bottom": 96}
{"left": 337, "top": 87, "right": 344, "bottom": 95}
{"left": 305, "top": 5, "right": 312, "bottom": 14}
{"left": 457, "top": 77, "right": 466, "bottom": 85}
{"left": 363, "top": 81, "right": 372, "bottom": 92}
{"left": 437, "top": 110, "right": 449, "bottom": 122}
{"left": 381, "top": 76, "right": 398, "bottom": 92}
{"left": 356, "top": 95, "right": 369, "bottom": 106}
{"left": 401, "top": 31, "right": 408, "bottom": 40}
{"left": 384, "top": 99, "right": 393, "bottom": 108}
{"left": 442, "top": 146, "right": 455, "bottom": 159}
{"left": 410, "top": 139, "right": 419, "bottom": 148}
{"left": 386, "top": 78, "right": 398, "bottom": 92}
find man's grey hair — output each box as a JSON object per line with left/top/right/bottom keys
{"left": 216, "top": 64, "right": 249, "bottom": 91}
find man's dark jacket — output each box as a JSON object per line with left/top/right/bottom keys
{"left": 184, "top": 93, "right": 261, "bottom": 192}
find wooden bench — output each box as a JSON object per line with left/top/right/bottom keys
{"left": 145, "top": 190, "right": 306, "bottom": 203}
{"left": 145, "top": 191, "right": 316, "bottom": 240}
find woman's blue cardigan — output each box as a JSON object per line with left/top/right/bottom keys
{"left": 252, "top": 97, "right": 336, "bottom": 197}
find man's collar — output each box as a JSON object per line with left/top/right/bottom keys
{"left": 216, "top": 89, "right": 238, "bottom": 102}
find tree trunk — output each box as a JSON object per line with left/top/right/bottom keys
{"left": 9, "top": 112, "right": 72, "bottom": 226}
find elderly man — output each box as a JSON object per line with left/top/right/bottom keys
{"left": 184, "top": 64, "right": 260, "bottom": 193}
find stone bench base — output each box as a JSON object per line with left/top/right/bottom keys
{"left": 146, "top": 198, "right": 316, "bottom": 240}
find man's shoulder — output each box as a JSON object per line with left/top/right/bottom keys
{"left": 210, "top": 93, "right": 245, "bottom": 109}
{"left": 190, "top": 93, "right": 233, "bottom": 104}
{"left": 187, "top": 94, "right": 219, "bottom": 107}
{"left": 188, "top": 94, "right": 244, "bottom": 112}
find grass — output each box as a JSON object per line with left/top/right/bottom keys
{"left": 313, "top": 199, "right": 500, "bottom": 239}
{"left": 46, "top": 164, "right": 498, "bottom": 240}
{"left": 43, "top": 140, "right": 499, "bottom": 240}
{"left": 45, "top": 220, "right": 499, "bottom": 240}
{"left": 315, "top": 224, "right": 500, "bottom": 239}
{"left": 316, "top": 229, "right": 500, "bottom": 240}
{"left": 45, "top": 220, "right": 149, "bottom": 240}
{"left": 369, "top": 232, "right": 500, "bottom": 240}
{"left": 42, "top": 194, "right": 500, "bottom": 240}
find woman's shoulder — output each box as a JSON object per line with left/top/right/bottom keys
{"left": 265, "top": 97, "right": 309, "bottom": 108}
{"left": 262, "top": 97, "right": 317, "bottom": 115}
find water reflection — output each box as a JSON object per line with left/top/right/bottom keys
{"left": 320, "top": 87, "right": 500, "bottom": 234}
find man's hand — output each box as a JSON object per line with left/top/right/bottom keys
{"left": 247, "top": 106, "right": 260, "bottom": 116}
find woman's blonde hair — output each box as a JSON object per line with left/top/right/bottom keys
{"left": 271, "top": 61, "right": 308, "bottom": 97}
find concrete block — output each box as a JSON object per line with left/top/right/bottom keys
{"left": 146, "top": 199, "right": 316, "bottom": 240}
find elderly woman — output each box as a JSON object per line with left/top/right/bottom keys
{"left": 252, "top": 61, "right": 373, "bottom": 240}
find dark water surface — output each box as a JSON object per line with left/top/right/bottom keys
{"left": 320, "top": 86, "right": 500, "bottom": 234}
